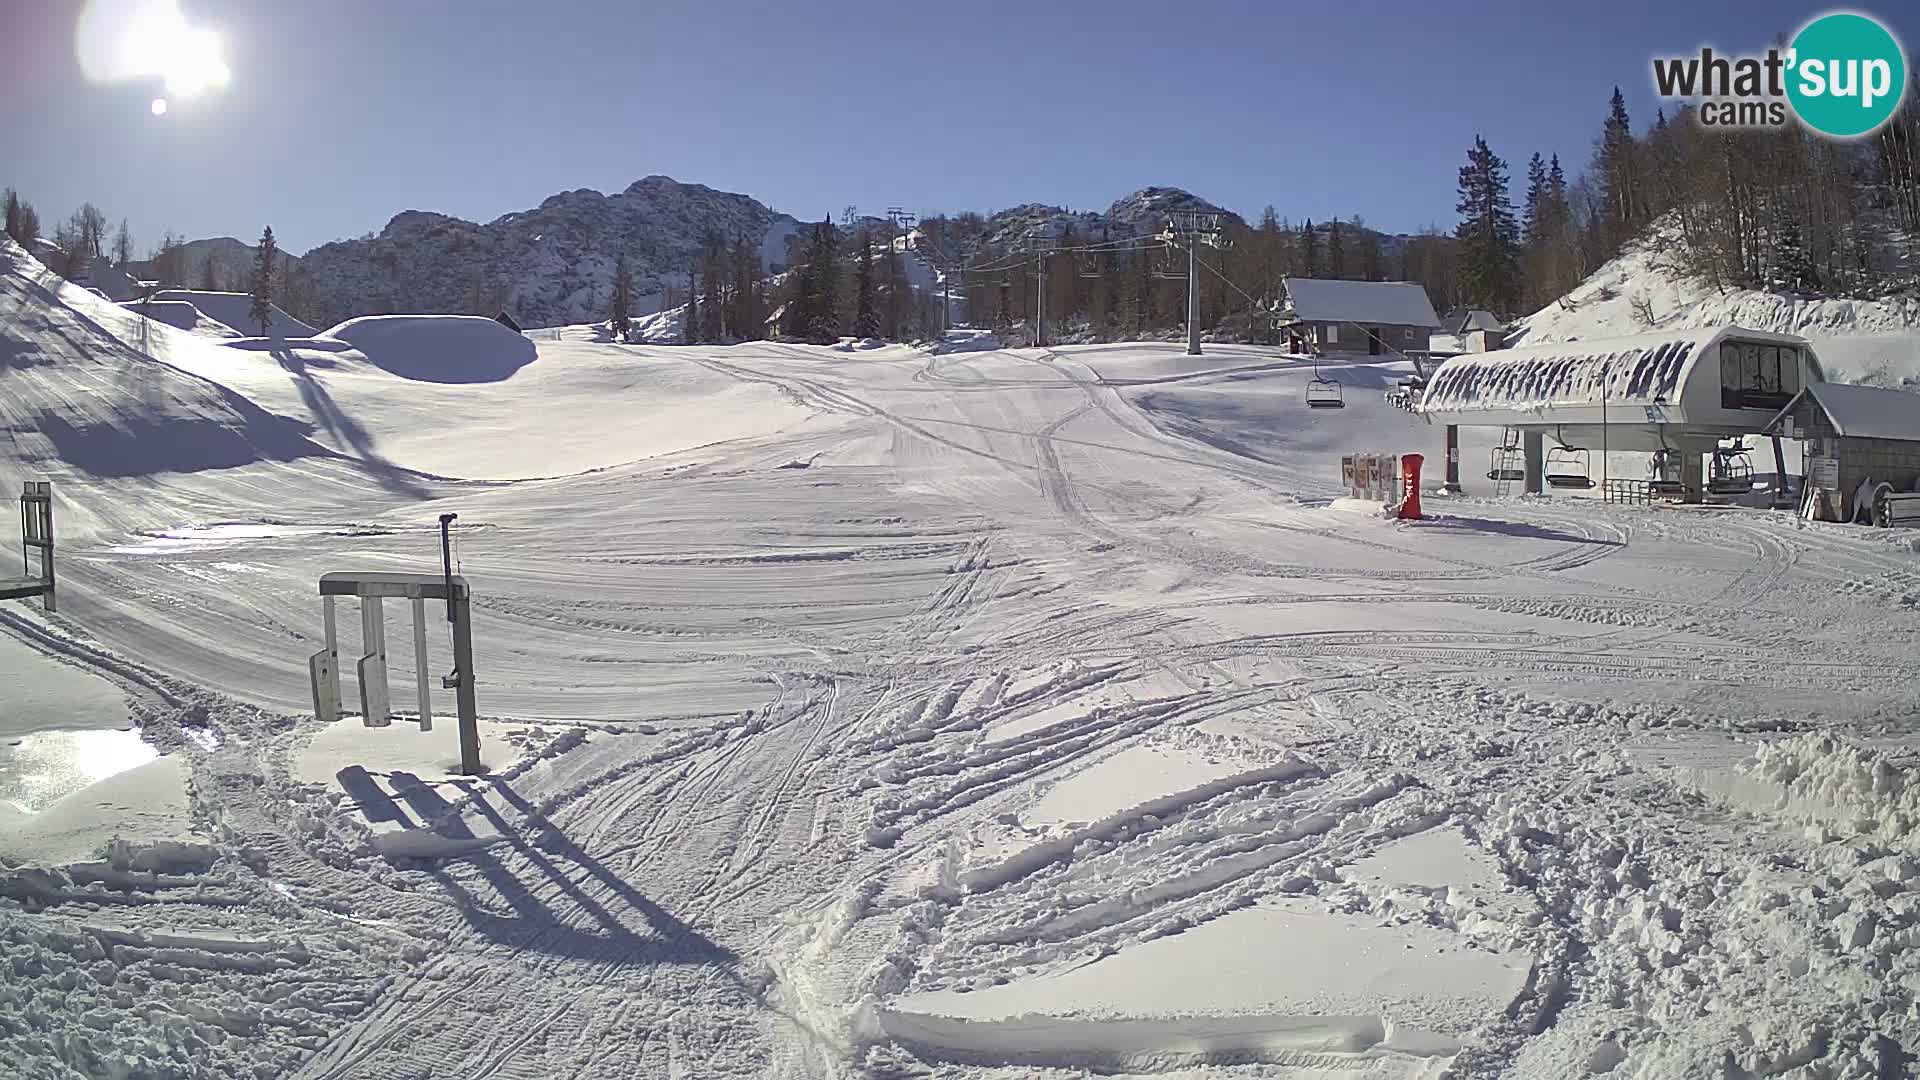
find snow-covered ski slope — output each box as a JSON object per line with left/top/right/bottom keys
{"left": 6, "top": 233, "right": 1920, "bottom": 1078}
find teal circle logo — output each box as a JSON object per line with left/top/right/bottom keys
{"left": 1787, "top": 13, "right": 1907, "bottom": 138}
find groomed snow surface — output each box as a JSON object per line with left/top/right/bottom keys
{"left": 6, "top": 232, "right": 1920, "bottom": 1078}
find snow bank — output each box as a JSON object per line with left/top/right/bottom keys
{"left": 117, "top": 299, "right": 242, "bottom": 338}
{"left": 0, "top": 238, "right": 330, "bottom": 478}
{"left": 324, "top": 314, "right": 537, "bottom": 383}
{"left": 151, "top": 290, "right": 316, "bottom": 339}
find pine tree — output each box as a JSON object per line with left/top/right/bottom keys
{"left": 112, "top": 219, "right": 133, "bottom": 266}
{"left": 1522, "top": 153, "right": 1548, "bottom": 248}
{"left": 807, "top": 217, "right": 840, "bottom": 343}
{"left": 249, "top": 226, "right": 277, "bottom": 336}
{"left": 1297, "top": 219, "right": 1320, "bottom": 278}
{"left": 2, "top": 189, "right": 18, "bottom": 245}
{"left": 701, "top": 237, "right": 726, "bottom": 343}
{"left": 730, "top": 233, "right": 760, "bottom": 341}
{"left": 853, "top": 230, "right": 880, "bottom": 338}
{"left": 1594, "top": 87, "right": 1641, "bottom": 253}
{"left": 684, "top": 265, "right": 700, "bottom": 345}
{"left": 199, "top": 254, "right": 218, "bottom": 291}
{"left": 609, "top": 252, "right": 633, "bottom": 341}
{"left": 1454, "top": 136, "right": 1521, "bottom": 313}
{"left": 1327, "top": 217, "right": 1346, "bottom": 279}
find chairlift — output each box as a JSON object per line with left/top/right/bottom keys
{"left": 1647, "top": 449, "right": 1688, "bottom": 497}
{"left": 1305, "top": 355, "right": 1344, "bottom": 409}
{"left": 1545, "top": 446, "right": 1595, "bottom": 489}
{"left": 1707, "top": 442, "right": 1755, "bottom": 496}
{"left": 1488, "top": 441, "right": 1525, "bottom": 482}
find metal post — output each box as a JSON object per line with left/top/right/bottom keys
{"left": 411, "top": 597, "right": 432, "bottom": 732}
{"left": 1771, "top": 436, "right": 1791, "bottom": 509}
{"left": 1185, "top": 238, "right": 1201, "bottom": 356}
{"left": 38, "top": 485, "right": 53, "bottom": 613}
{"left": 451, "top": 590, "right": 481, "bottom": 775}
{"left": 360, "top": 597, "right": 390, "bottom": 726}
{"left": 322, "top": 595, "right": 339, "bottom": 700}
{"left": 1442, "top": 425, "right": 1463, "bottom": 494}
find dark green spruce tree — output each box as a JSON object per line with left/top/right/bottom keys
{"left": 1454, "top": 135, "right": 1521, "bottom": 314}
{"left": 249, "top": 226, "right": 277, "bottom": 336}
{"left": 853, "top": 230, "right": 880, "bottom": 339}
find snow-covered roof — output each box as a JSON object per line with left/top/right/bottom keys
{"left": 1282, "top": 278, "right": 1441, "bottom": 329}
{"left": 1419, "top": 328, "right": 1724, "bottom": 412}
{"left": 1445, "top": 309, "right": 1503, "bottom": 334}
{"left": 1773, "top": 382, "right": 1920, "bottom": 442}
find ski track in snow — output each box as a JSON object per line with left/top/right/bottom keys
{"left": 6, "top": 243, "right": 1920, "bottom": 1077}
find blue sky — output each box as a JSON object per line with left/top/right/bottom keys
{"left": 3, "top": 0, "right": 1915, "bottom": 255}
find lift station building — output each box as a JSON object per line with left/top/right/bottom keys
{"left": 1415, "top": 326, "right": 1822, "bottom": 501}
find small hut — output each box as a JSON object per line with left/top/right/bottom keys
{"left": 1765, "top": 382, "right": 1920, "bottom": 520}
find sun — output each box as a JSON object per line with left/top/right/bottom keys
{"left": 76, "top": 0, "right": 231, "bottom": 104}
{"left": 150, "top": 97, "right": 167, "bottom": 117}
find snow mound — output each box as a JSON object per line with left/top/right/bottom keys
{"left": 324, "top": 314, "right": 537, "bottom": 383}
{"left": 0, "top": 238, "right": 330, "bottom": 477}
{"left": 118, "top": 299, "right": 241, "bottom": 338}
{"left": 152, "top": 290, "right": 317, "bottom": 339}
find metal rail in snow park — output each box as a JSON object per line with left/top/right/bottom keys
{"left": 2, "top": 481, "right": 55, "bottom": 611}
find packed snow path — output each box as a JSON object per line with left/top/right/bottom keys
{"left": 5, "top": 255, "right": 1920, "bottom": 1077}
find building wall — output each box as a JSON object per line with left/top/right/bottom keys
{"left": 1837, "top": 436, "right": 1920, "bottom": 512}
{"left": 1790, "top": 398, "right": 1920, "bottom": 514}
{"left": 1310, "top": 322, "right": 1433, "bottom": 356}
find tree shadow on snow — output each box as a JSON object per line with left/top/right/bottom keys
{"left": 273, "top": 349, "right": 431, "bottom": 498}
{"left": 1407, "top": 515, "right": 1623, "bottom": 547}
{"left": 382, "top": 769, "right": 736, "bottom": 968}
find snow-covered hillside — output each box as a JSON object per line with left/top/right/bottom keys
{"left": 1516, "top": 241, "right": 1920, "bottom": 390}
{"left": 297, "top": 175, "right": 805, "bottom": 329}
{"left": 7, "top": 231, "right": 1920, "bottom": 1079}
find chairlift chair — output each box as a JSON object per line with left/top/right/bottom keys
{"left": 1545, "top": 446, "right": 1595, "bottom": 490}
{"left": 1305, "top": 355, "right": 1344, "bottom": 410}
{"left": 1647, "top": 449, "right": 1688, "bottom": 497}
{"left": 1707, "top": 444, "right": 1755, "bottom": 496}
{"left": 1488, "top": 442, "right": 1525, "bottom": 482}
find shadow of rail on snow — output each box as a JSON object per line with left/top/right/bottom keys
{"left": 356, "top": 767, "right": 736, "bottom": 967}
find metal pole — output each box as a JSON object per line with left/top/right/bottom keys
{"left": 1771, "top": 435, "right": 1791, "bottom": 509}
{"left": 1186, "top": 237, "right": 1201, "bottom": 356}
{"left": 439, "top": 513, "right": 458, "bottom": 624}
{"left": 1443, "top": 424, "right": 1462, "bottom": 494}
{"left": 1601, "top": 361, "right": 1609, "bottom": 491}
{"left": 452, "top": 589, "right": 481, "bottom": 775}
{"left": 411, "top": 596, "right": 432, "bottom": 732}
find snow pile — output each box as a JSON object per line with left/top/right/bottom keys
{"left": 0, "top": 237, "right": 328, "bottom": 478}
{"left": 117, "top": 298, "right": 242, "bottom": 338}
{"left": 1744, "top": 733, "right": 1920, "bottom": 841}
{"left": 323, "top": 314, "right": 537, "bottom": 383}
{"left": 152, "top": 290, "right": 317, "bottom": 339}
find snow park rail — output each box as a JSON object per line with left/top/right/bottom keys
{"left": 1, "top": 480, "right": 55, "bottom": 611}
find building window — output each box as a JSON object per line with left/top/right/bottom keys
{"left": 1325, "top": 325, "right": 1339, "bottom": 344}
{"left": 1720, "top": 341, "right": 1800, "bottom": 410}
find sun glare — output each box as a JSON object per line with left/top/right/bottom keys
{"left": 76, "top": 0, "right": 231, "bottom": 107}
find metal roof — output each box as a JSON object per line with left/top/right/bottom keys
{"left": 1282, "top": 278, "right": 1441, "bottom": 329}
{"left": 1418, "top": 327, "right": 1729, "bottom": 412}
{"left": 1768, "top": 382, "right": 1920, "bottom": 442}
